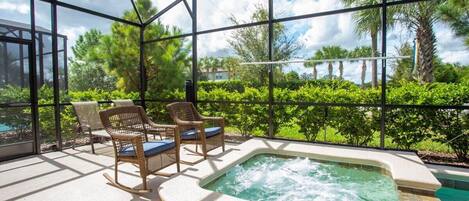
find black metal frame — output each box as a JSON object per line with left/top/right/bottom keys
{"left": 0, "top": 5, "right": 39, "bottom": 159}
{"left": 2, "top": 0, "right": 466, "bottom": 161}
{"left": 0, "top": 22, "right": 68, "bottom": 88}
{"left": 140, "top": 0, "right": 469, "bottom": 151}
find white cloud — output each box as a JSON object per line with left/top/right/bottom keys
{"left": 278, "top": 0, "right": 343, "bottom": 17}
{"left": 59, "top": 26, "right": 87, "bottom": 55}
{"left": 60, "top": 26, "right": 87, "bottom": 44}
{"left": 296, "top": 13, "right": 368, "bottom": 53}
{"left": 0, "top": 2, "right": 29, "bottom": 14}
{"left": 197, "top": 30, "right": 233, "bottom": 57}
{"left": 3, "top": 0, "right": 464, "bottom": 83}
{"left": 153, "top": 1, "right": 192, "bottom": 33}
{"left": 434, "top": 23, "right": 469, "bottom": 64}
{"left": 197, "top": 0, "right": 266, "bottom": 30}
{"left": 440, "top": 50, "right": 469, "bottom": 64}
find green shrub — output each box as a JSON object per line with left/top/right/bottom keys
{"left": 433, "top": 109, "right": 469, "bottom": 161}
{"left": 2, "top": 80, "right": 469, "bottom": 160}
{"left": 294, "top": 105, "right": 326, "bottom": 141}
{"left": 386, "top": 82, "right": 469, "bottom": 150}
{"left": 331, "top": 107, "right": 377, "bottom": 146}
{"left": 199, "top": 80, "right": 246, "bottom": 92}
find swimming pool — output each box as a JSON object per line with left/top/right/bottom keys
{"left": 435, "top": 174, "right": 469, "bottom": 201}
{"left": 204, "top": 154, "right": 398, "bottom": 201}
{"left": 0, "top": 123, "right": 12, "bottom": 132}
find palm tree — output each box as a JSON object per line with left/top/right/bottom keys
{"left": 304, "top": 57, "right": 319, "bottom": 80}
{"left": 398, "top": 1, "right": 443, "bottom": 83}
{"left": 349, "top": 46, "right": 373, "bottom": 87}
{"left": 206, "top": 57, "right": 217, "bottom": 81}
{"left": 198, "top": 57, "right": 213, "bottom": 81}
{"left": 222, "top": 57, "right": 240, "bottom": 80}
{"left": 212, "top": 58, "right": 223, "bottom": 81}
{"left": 307, "top": 46, "right": 348, "bottom": 80}
{"left": 341, "top": 0, "right": 396, "bottom": 87}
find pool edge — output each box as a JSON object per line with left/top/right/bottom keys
{"left": 158, "top": 138, "right": 441, "bottom": 201}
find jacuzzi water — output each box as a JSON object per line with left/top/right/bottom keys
{"left": 204, "top": 154, "right": 399, "bottom": 201}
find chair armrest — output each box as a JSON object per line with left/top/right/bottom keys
{"left": 200, "top": 116, "right": 223, "bottom": 121}
{"left": 200, "top": 116, "right": 224, "bottom": 126}
{"left": 110, "top": 133, "right": 142, "bottom": 141}
{"left": 146, "top": 121, "right": 177, "bottom": 129}
{"left": 111, "top": 134, "right": 146, "bottom": 160}
{"left": 175, "top": 120, "right": 204, "bottom": 127}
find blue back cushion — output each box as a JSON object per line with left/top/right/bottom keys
{"left": 119, "top": 140, "right": 175, "bottom": 157}
{"left": 181, "top": 127, "right": 221, "bottom": 140}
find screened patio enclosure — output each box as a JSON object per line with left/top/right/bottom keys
{"left": 0, "top": 19, "right": 68, "bottom": 89}
{"left": 0, "top": 0, "right": 468, "bottom": 163}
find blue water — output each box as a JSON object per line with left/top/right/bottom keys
{"left": 204, "top": 154, "right": 398, "bottom": 201}
{"left": 435, "top": 174, "right": 469, "bottom": 201}
{"left": 0, "top": 123, "right": 12, "bottom": 132}
{"left": 436, "top": 187, "right": 469, "bottom": 201}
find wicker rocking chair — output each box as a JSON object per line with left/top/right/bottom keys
{"left": 112, "top": 99, "right": 167, "bottom": 140}
{"left": 166, "top": 102, "right": 225, "bottom": 160}
{"left": 71, "top": 101, "right": 110, "bottom": 154}
{"left": 99, "top": 106, "right": 180, "bottom": 193}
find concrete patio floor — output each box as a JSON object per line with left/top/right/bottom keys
{"left": 0, "top": 142, "right": 237, "bottom": 201}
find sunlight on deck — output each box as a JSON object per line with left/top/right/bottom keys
{"left": 0, "top": 142, "right": 237, "bottom": 201}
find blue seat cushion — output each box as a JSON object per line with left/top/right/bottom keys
{"left": 181, "top": 127, "right": 222, "bottom": 140}
{"left": 119, "top": 140, "right": 175, "bottom": 157}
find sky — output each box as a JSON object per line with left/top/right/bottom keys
{"left": 1, "top": 0, "right": 468, "bottom": 83}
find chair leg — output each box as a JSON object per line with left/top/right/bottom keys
{"left": 72, "top": 132, "right": 77, "bottom": 150}
{"left": 221, "top": 134, "right": 225, "bottom": 152}
{"left": 114, "top": 160, "right": 119, "bottom": 184}
{"left": 140, "top": 163, "right": 148, "bottom": 191}
{"left": 175, "top": 147, "right": 181, "bottom": 172}
{"left": 142, "top": 176, "right": 147, "bottom": 190}
{"left": 90, "top": 133, "right": 95, "bottom": 154}
{"left": 202, "top": 144, "right": 208, "bottom": 160}
{"left": 104, "top": 160, "right": 151, "bottom": 194}
{"left": 176, "top": 158, "right": 180, "bottom": 173}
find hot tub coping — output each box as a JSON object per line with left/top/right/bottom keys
{"left": 158, "top": 138, "right": 441, "bottom": 201}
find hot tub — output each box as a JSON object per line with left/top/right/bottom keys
{"left": 158, "top": 138, "right": 441, "bottom": 201}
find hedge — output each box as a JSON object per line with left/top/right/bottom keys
{"left": 0, "top": 80, "right": 468, "bottom": 161}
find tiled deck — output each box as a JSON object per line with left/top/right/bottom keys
{"left": 0, "top": 142, "right": 236, "bottom": 201}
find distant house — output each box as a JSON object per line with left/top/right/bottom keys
{"left": 201, "top": 68, "right": 230, "bottom": 81}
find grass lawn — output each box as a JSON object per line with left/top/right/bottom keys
{"left": 225, "top": 124, "right": 453, "bottom": 154}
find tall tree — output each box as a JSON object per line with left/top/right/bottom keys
{"left": 388, "top": 42, "right": 414, "bottom": 85}
{"left": 304, "top": 55, "right": 319, "bottom": 80}
{"left": 69, "top": 30, "right": 117, "bottom": 91}
{"left": 398, "top": 1, "right": 443, "bottom": 83}
{"left": 221, "top": 57, "right": 241, "bottom": 80}
{"left": 228, "top": 5, "right": 301, "bottom": 84}
{"left": 209, "top": 57, "right": 222, "bottom": 81}
{"left": 198, "top": 57, "right": 212, "bottom": 81}
{"left": 341, "top": 0, "right": 397, "bottom": 87}
{"left": 95, "top": 0, "right": 191, "bottom": 93}
{"left": 306, "top": 46, "right": 348, "bottom": 80}
{"left": 349, "top": 46, "right": 373, "bottom": 87}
